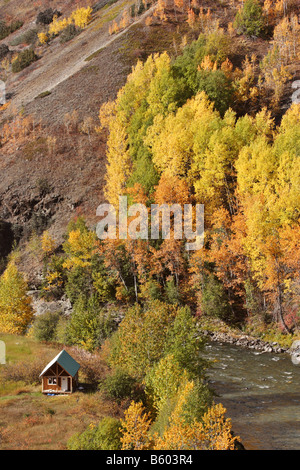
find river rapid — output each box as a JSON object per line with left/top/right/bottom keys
{"left": 204, "top": 341, "right": 300, "bottom": 450}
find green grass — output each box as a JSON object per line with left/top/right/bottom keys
{"left": 0, "top": 333, "right": 59, "bottom": 365}
{"left": 91, "top": 0, "right": 134, "bottom": 31}
{"left": 259, "top": 330, "right": 298, "bottom": 349}
{"left": 85, "top": 48, "right": 105, "bottom": 62}
{"left": 35, "top": 90, "right": 52, "bottom": 99}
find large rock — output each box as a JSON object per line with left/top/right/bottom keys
{"left": 28, "top": 290, "right": 73, "bottom": 317}
{"left": 290, "top": 340, "right": 300, "bottom": 352}
{"left": 290, "top": 340, "right": 300, "bottom": 365}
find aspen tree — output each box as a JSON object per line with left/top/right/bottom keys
{"left": 0, "top": 262, "right": 33, "bottom": 334}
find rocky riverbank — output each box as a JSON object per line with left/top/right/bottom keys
{"left": 202, "top": 329, "right": 300, "bottom": 364}
{"left": 202, "top": 329, "right": 288, "bottom": 354}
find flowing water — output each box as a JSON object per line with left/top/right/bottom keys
{"left": 204, "top": 341, "right": 300, "bottom": 450}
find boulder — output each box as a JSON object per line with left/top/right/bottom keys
{"left": 290, "top": 340, "right": 300, "bottom": 365}
{"left": 290, "top": 340, "right": 300, "bottom": 354}
{"left": 28, "top": 291, "right": 73, "bottom": 317}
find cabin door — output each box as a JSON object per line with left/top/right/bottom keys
{"left": 61, "top": 377, "right": 68, "bottom": 392}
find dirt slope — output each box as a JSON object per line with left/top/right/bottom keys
{"left": 0, "top": 0, "right": 298, "bottom": 281}
{"left": 0, "top": 1, "right": 156, "bottom": 277}
{"left": 4, "top": 4, "right": 154, "bottom": 115}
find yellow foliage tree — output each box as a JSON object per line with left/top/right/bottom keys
{"left": 103, "top": 113, "right": 132, "bottom": 207}
{"left": 71, "top": 7, "right": 93, "bottom": 29}
{"left": 120, "top": 401, "right": 153, "bottom": 450}
{"left": 187, "top": 8, "right": 196, "bottom": 30}
{"left": 49, "top": 15, "right": 72, "bottom": 36}
{"left": 63, "top": 229, "right": 99, "bottom": 270}
{"left": 49, "top": 7, "right": 92, "bottom": 37}
{"left": 154, "top": 381, "right": 238, "bottom": 450}
{"left": 119, "top": 10, "right": 130, "bottom": 30}
{"left": 41, "top": 231, "right": 56, "bottom": 256}
{"left": 38, "top": 32, "right": 49, "bottom": 45}
{"left": 272, "top": 15, "right": 300, "bottom": 65}
{"left": 0, "top": 262, "right": 33, "bottom": 335}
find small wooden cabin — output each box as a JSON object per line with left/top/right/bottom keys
{"left": 40, "top": 350, "right": 80, "bottom": 395}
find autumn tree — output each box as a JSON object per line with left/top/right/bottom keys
{"left": 108, "top": 301, "right": 177, "bottom": 378}
{"left": 154, "top": 381, "right": 238, "bottom": 450}
{"left": 0, "top": 262, "right": 33, "bottom": 334}
{"left": 234, "top": 54, "right": 259, "bottom": 113}
{"left": 38, "top": 32, "right": 49, "bottom": 44}
{"left": 120, "top": 401, "right": 153, "bottom": 450}
{"left": 145, "top": 354, "right": 190, "bottom": 413}
{"left": 234, "top": 0, "right": 265, "bottom": 37}
{"left": 71, "top": 6, "right": 93, "bottom": 29}
{"left": 235, "top": 105, "right": 300, "bottom": 330}
{"left": 272, "top": 15, "right": 300, "bottom": 65}
{"left": 61, "top": 217, "right": 114, "bottom": 304}
{"left": 153, "top": 0, "right": 168, "bottom": 23}
{"left": 49, "top": 6, "right": 92, "bottom": 37}
{"left": 41, "top": 230, "right": 56, "bottom": 257}
{"left": 187, "top": 8, "right": 196, "bottom": 30}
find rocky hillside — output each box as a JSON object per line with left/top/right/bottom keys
{"left": 0, "top": 1, "right": 154, "bottom": 270}
{"left": 0, "top": 0, "right": 299, "bottom": 282}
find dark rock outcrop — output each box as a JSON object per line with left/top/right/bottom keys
{"left": 0, "top": 219, "right": 14, "bottom": 259}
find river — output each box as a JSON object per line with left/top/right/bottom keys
{"left": 204, "top": 341, "right": 300, "bottom": 450}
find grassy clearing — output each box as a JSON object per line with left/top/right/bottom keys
{"left": 91, "top": 0, "right": 134, "bottom": 31}
{"left": 0, "top": 389, "right": 119, "bottom": 449}
{"left": 0, "top": 334, "right": 120, "bottom": 450}
{"left": 0, "top": 333, "right": 58, "bottom": 365}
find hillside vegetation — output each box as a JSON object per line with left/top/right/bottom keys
{"left": 0, "top": 0, "right": 299, "bottom": 451}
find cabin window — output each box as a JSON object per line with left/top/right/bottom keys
{"left": 48, "top": 377, "right": 57, "bottom": 385}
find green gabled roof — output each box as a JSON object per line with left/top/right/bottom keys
{"left": 40, "top": 349, "right": 80, "bottom": 378}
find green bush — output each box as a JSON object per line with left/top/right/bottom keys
{"left": 151, "top": 378, "right": 213, "bottom": 436}
{"left": 0, "top": 20, "right": 23, "bottom": 40}
{"left": 100, "top": 369, "right": 138, "bottom": 403}
{"left": 33, "top": 311, "right": 60, "bottom": 342}
{"left": 10, "top": 28, "right": 38, "bottom": 46}
{"left": 164, "top": 306, "right": 208, "bottom": 378}
{"left": 96, "top": 308, "right": 119, "bottom": 346}
{"left": 0, "top": 44, "right": 9, "bottom": 60}
{"left": 200, "top": 273, "right": 231, "bottom": 321}
{"left": 194, "top": 69, "right": 234, "bottom": 116}
{"left": 172, "top": 31, "right": 234, "bottom": 114}
{"left": 55, "top": 314, "right": 69, "bottom": 344}
{"left": 179, "top": 378, "right": 213, "bottom": 424}
{"left": 234, "top": 0, "right": 265, "bottom": 37}
{"left": 67, "top": 417, "right": 122, "bottom": 450}
{"left": 165, "top": 278, "right": 180, "bottom": 305}
{"left": 64, "top": 254, "right": 114, "bottom": 306}
{"left": 1, "top": 356, "right": 47, "bottom": 385}
{"left": 10, "top": 20, "right": 24, "bottom": 34}
{"left": 64, "top": 295, "right": 117, "bottom": 351}
{"left": 65, "top": 295, "right": 100, "bottom": 351}
{"left": 60, "top": 24, "right": 78, "bottom": 44}
{"left": 12, "top": 48, "right": 37, "bottom": 73}
{"left": 36, "top": 9, "right": 61, "bottom": 25}
{"left": 64, "top": 265, "right": 92, "bottom": 304}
